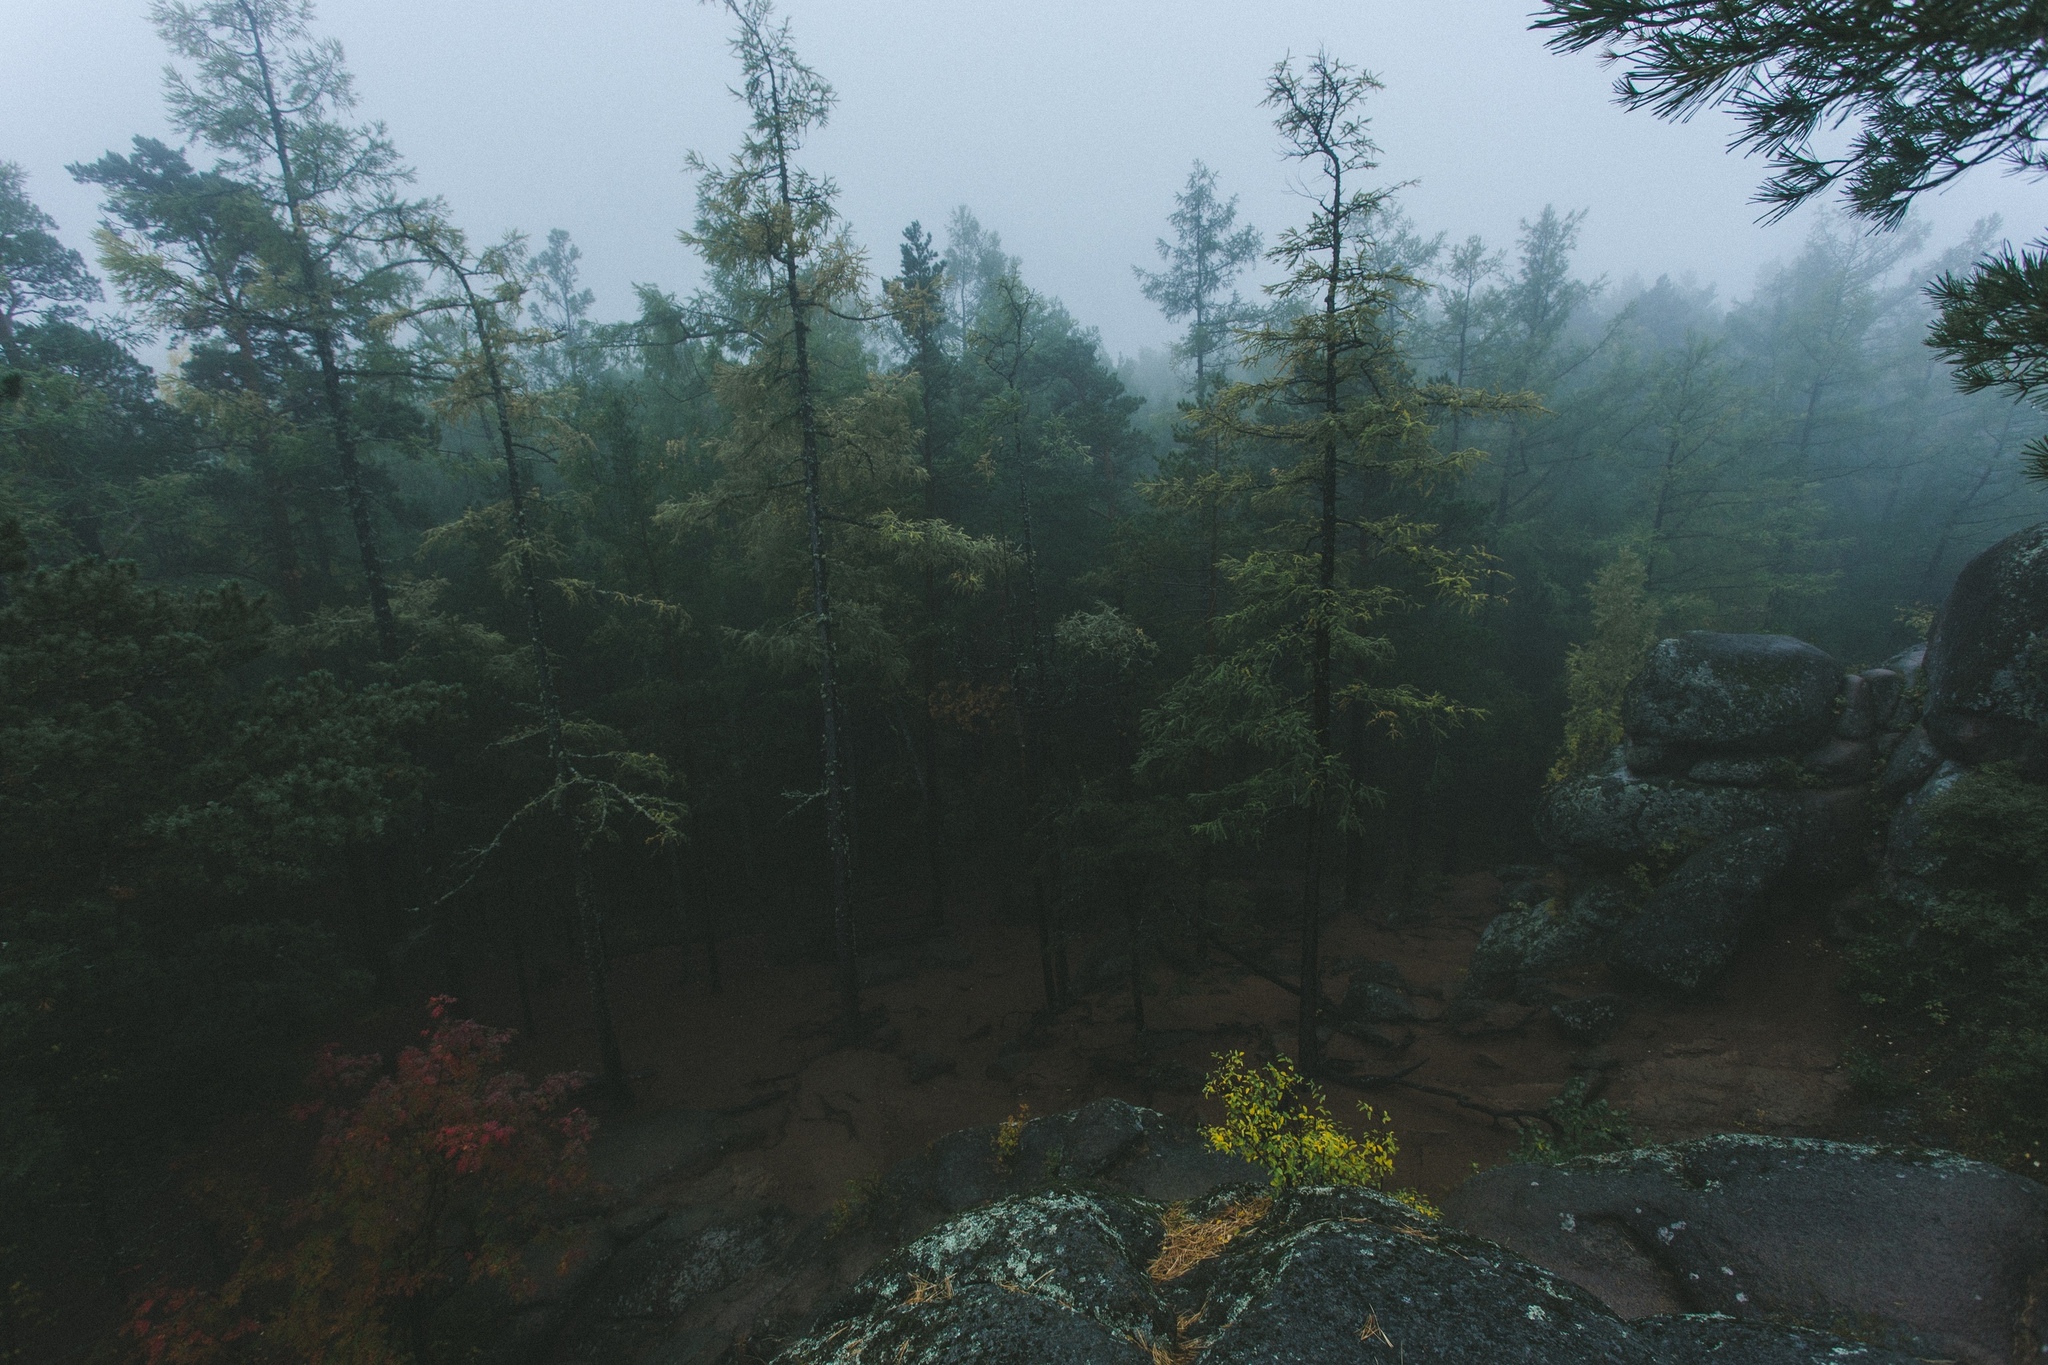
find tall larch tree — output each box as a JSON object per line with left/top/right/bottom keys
{"left": 152, "top": 0, "right": 418, "bottom": 658}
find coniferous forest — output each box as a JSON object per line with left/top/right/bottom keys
{"left": 12, "top": 3, "right": 2048, "bottom": 1362}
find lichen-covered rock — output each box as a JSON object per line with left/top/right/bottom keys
{"left": 1622, "top": 632, "right": 1844, "bottom": 754}
{"left": 1924, "top": 523, "right": 2048, "bottom": 764}
{"left": 1685, "top": 754, "right": 1782, "bottom": 786}
{"left": 1834, "top": 671, "right": 1879, "bottom": 739}
{"left": 1632, "top": 1314, "right": 1926, "bottom": 1364}
{"left": 1862, "top": 665, "right": 1908, "bottom": 728}
{"left": 1610, "top": 824, "right": 1797, "bottom": 991}
{"left": 1441, "top": 1134, "right": 2048, "bottom": 1365}
{"left": 778, "top": 1191, "right": 1170, "bottom": 1365}
{"left": 781, "top": 1179, "right": 1928, "bottom": 1365}
{"left": 1550, "top": 992, "right": 1627, "bottom": 1044}
{"left": 1467, "top": 883, "right": 1633, "bottom": 998}
{"left": 1182, "top": 1187, "right": 1646, "bottom": 1363}
{"left": 1878, "top": 722, "right": 1944, "bottom": 799}
{"left": 1537, "top": 769, "right": 1795, "bottom": 863}
{"left": 1879, "top": 760, "right": 1968, "bottom": 917}
{"left": 1799, "top": 735, "right": 1876, "bottom": 784}
{"left": 1336, "top": 976, "right": 1417, "bottom": 1023}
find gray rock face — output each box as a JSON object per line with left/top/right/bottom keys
{"left": 1878, "top": 722, "right": 1944, "bottom": 799}
{"left": 1862, "top": 667, "right": 1908, "bottom": 730}
{"left": 1880, "top": 761, "right": 1968, "bottom": 917}
{"left": 781, "top": 1180, "right": 1931, "bottom": 1365}
{"left": 1622, "top": 632, "right": 1844, "bottom": 754}
{"left": 1441, "top": 1134, "right": 2048, "bottom": 1365}
{"left": 1537, "top": 769, "right": 1796, "bottom": 864}
{"left": 1467, "top": 883, "right": 1633, "bottom": 998}
{"left": 1925, "top": 523, "right": 2048, "bottom": 764}
{"left": 1609, "top": 824, "right": 1797, "bottom": 991}
{"left": 1337, "top": 976, "right": 1417, "bottom": 1023}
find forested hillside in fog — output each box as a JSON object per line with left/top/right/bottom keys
{"left": 6, "top": 1, "right": 2048, "bottom": 1360}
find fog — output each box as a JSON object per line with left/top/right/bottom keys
{"left": 14, "top": 0, "right": 2048, "bottom": 358}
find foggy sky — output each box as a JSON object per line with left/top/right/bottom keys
{"left": 13, "top": 0, "right": 2048, "bottom": 362}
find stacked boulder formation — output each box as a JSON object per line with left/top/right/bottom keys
{"left": 1478, "top": 632, "right": 1913, "bottom": 996}
{"left": 1471, "top": 521, "right": 2048, "bottom": 999}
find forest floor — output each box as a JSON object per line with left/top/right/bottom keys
{"left": 489, "top": 869, "right": 1870, "bottom": 1211}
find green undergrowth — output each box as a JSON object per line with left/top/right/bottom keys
{"left": 1848, "top": 761, "right": 2048, "bottom": 1170}
{"left": 1511, "top": 1075, "right": 1636, "bottom": 1164}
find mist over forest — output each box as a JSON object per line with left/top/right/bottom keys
{"left": 10, "top": 3, "right": 2048, "bottom": 1363}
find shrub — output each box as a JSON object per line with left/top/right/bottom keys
{"left": 1510, "top": 1075, "right": 1636, "bottom": 1164}
{"left": 1201, "top": 1051, "right": 1404, "bottom": 1191}
{"left": 126, "top": 998, "right": 592, "bottom": 1365}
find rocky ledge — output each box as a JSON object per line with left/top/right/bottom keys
{"left": 674, "top": 1101, "right": 2038, "bottom": 1365}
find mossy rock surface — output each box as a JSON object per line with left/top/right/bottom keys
{"left": 1925, "top": 522, "right": 2048, "bottom": 764}
{"left": 778, "top": 1158, "right": 1940, "bottom": 1364}
{"left": 1444, "top": 1133, "right": 2048, "bottom": 1365}
{"left": 1622, "top": 632, "right": 1843, "bottom": 754}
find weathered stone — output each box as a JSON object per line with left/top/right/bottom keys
{"left": 1925, "top": 523, "right": 2048, "bottom": 764}
{"left": 780, "top": 1180, "right": 1921, "bottom": 1365}
{"left": 1799, "top": 735, "right": 1876, "bottom": 784}
{"left": 904, "top": 1050, "right": 955, "bottom": 1084}
{"left": 1442, "top": 1134, "right": 2048, "bottom": 1365}
{"left": 1879, "top": 722, "right": 1943, "bottom": 799}
{"left": 1835, "top": 671, "right": 1878, "bottom": 738}
{"left": 1550, "top": 993, "right": 1628, "bottom": 1044}
{"left": 779, "top": 1190, "right": 1171, "bottom": 1365}
{"left": 1632, "top": 1314, "right": 1927, "bottom": 1364}
{"left": 1467, "top": 882, "right": 1633, "bottom": 998}
{"left": 1686, "top": 755, "right": 1781, "bottom": 786}
{"left": 1861, "top": 667, "right": 1907, "bottom": 730}
{"left": 1622, "top": 632, "right": 1844, "bottom": 753}
{"left": 1537, "top": 770, "right": 1795, "bottom": 864}
{"left": 1880, "top": 761, "right": 1968, "bottom": 917}
{"left": 1610, "top": 824, "right": 1797, "bottom": 992}
{"left": 1337, "top": 976, "right": 1417, "bottom": 1023}
{"left": 1623, "top": 738, "right": 1687, "bottom": 775}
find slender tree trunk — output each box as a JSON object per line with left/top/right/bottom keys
{"left": 761, "top": 166, "right": 861, "bottom": 1037}
{"left": 460, "top": 268, "right": 631, "bottom": 1101}
{"left": 916, "top": 332, "right": 949, "bottom": 925}
{"left": 1297, "top": 169, "right": 1343, "bottom": 1076}
{"left": 246, "top": 15, "right": 397, "bottom": 659}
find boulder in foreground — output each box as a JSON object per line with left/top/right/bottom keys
{"left": 1442, "top": 1133, "right": 2048, "bottom": 1365}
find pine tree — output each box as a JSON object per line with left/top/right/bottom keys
{"left": 1143, "top": 53, "right": 1513, "bottom": 1073}
{"left": 685, "top": 0, "right": 876, "bottom": 1038}
{"left": 150, "top": 0, "right": 422, "bottom": 657}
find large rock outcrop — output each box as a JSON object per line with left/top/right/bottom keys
{"left": 777, "top": 1182, "right": 1926, "bottom": 1364}
{"left": 1925, "top": 523, "right": 2048, "bottom": 766}
{"left": 1443, "top": 1134, "right": 2048, "bottom": 1365}
{"left": 1622, "top": 631, "right": 1844, "bottom": 758}
{"left": 1510, "top": 631, "right": 1902, "bottom": 994}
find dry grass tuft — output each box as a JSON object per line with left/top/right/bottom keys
{"left": 1148, "top": 1196, "right": 1272, "bottom": 1282}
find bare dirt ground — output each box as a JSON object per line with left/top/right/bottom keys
{"left": 491, "top": 870, "right": 1865, "bottom": 1212}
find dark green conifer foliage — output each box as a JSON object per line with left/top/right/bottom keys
{"left": 0, "top": 164, "right": 101, "bottom": 368}
{"left": 149, "top": 0, "right": 422, "bottom": 656}
{"left": 1539, "top": 0, "right": 2048, "bottom": 474}
{"left": 1143, "top": 52, "right": 1518, "bottom": 1072}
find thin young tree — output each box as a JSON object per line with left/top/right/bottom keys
{"left": 688, "top": 0, "right": 865, "bottom": 1037}
{"left": 152, "top": 0, "right": 416, "bottom": 658}
{"left": 886, "top": 222, "right": 953, "bottom": 923}
{"left": 408, "top": 222, "right": 682, "bottom": 1100}
{"left": 971, "top": 272, "right": 1070, "bottom": 1005}
{"left": 1144, "top": 53, "right": 1514, "bottom": 1073}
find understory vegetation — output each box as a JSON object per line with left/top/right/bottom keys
{"left": 1849, "top": 763, "right": 2048, "bottom": 1165}
{"left": 6, "top": 0, "right": 2048, "bottom": 1359}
